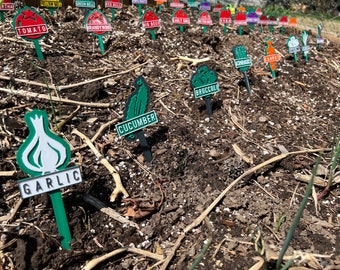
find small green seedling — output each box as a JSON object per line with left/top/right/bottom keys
{"left": 16, "top": 110, "right": 83, "bottom": 250}
{"left": 286, "top": 35, "right": 300, "bottom": 63}
{"left": 116, "top": 76, "right": 158, "bottom": 162}
{"left": 190, "top": 64, "right": 219, "bottom": 116}
{"left": 232, "top": 45, "right": 252, "bottom": 94}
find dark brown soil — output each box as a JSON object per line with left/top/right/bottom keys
{"left": 0, "top": 5, "right": 339, "bottom": 270}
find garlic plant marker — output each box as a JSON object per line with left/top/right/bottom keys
{"left": 190, "top": 65, "right": 219, "bottom": 116}
{"left": 286, "top": 35, "right": 300, "bottom": 63}
{"left": 268, "top": 15, "right": 277, "bottom": 33}
{"left": 116, "top": 76, "right": 158, "bottom": 162}
{"left": 84, "top": 9, "right": 112, "bottom": 54}
{"left": 301, "top": 30, "right": 310, "bottom": 62}
{"left": 232, "top": 45, "right": 252, "bottom": 94}
{"left": 12, "top": 6, "right": 49, "bottom": 60}
{"left": 258, "top": 14, "right": 268, "bottom": 33}
{"left": 16, "top": 110, "right": 83, "bottom": 250}
{"left": 0, "top": 0, "right": 14, "bottom": 22}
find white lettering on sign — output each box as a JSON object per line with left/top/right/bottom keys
{"left": 198, "top": 18, "right": 212, "bottom": 25}
{"left": 142, "top": 20, "right": 161, "bottom": 28}
{"left": 105, "top": 1, "right": 122, "bottom": 8}
{"left": 219, "top": 18, "right": 231, "bottom": 24}
{"left": 18, "top": 167, "right": 82, "bottom": 199}
{"left": 16, "top": 24, "right": 48, "bottom": 36}
{"left": 172, "top": 17, "right": 190, "bottom": 25}
{"left": 86, "top": 25, "right": 112, "bottom": 32}
{"left": 194, "top": 82, "right": 219, "bottom": 98}
{"left": 0, "top": 3, "right": 14, "bottom": 10}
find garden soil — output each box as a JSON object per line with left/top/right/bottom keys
{"left": 0, "top": 5, "right": 339, "bottom": 270}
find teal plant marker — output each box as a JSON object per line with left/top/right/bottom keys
{"left": 268, "top": 15, "right": 277, "bottom": 33}
{"left": 156, "top": 0, "right": 165, "bottom": 12}
{"left": 286, "top": 35, "right": 300, "bottom": 63}
{"left": 132, "top": 0, "right": 147, "bottom": 17}
{"left": 105, "top": 0, "right": 123, "bottom": 20}
{"left": 219, "top": 7, "right": 231, "bottom": 33}
{"left": 141, "top": 9, "right": 160, "bottom": 40}
{"left": 301, "top": 30, "right": 310, "bottom": 62}
{"left": 190, "top": 65, "right": 219, "bottom": 116}
{"left": 12, "top": 6, "right": 49, "bottom": 60}
{"left": 172, "top": 8, "right": 190, "bottom": 33}
{"left": 234, "top": 11, "right": 247, "bottom": 35}
{"left": 84, "top": 9, "right": 112, "bottom": 54}
{"left": 198, "top": 10, "right": 212, "bottom": 33}
{"left": 0, "top": 0, "right": 14, "bottom": 22}
{"left": 316, "top": 23, "right": 324, "bottom": 49}
{"left": 16, "top": 110, "right": 83, "bottom": 250}
{"left": 232, "top": 45, "right": 252, "bottom": 94}
{"left": 264, "top": 38, "right": 280, "bottom": 78}
{"left": 116, "top": 77, "right": 158, "bottom": 162}
{"left": 279, "top": 15, "right": 288, "bottom": 33}
{"left": 187, "top": 0, "right": 199, "bottom": 9}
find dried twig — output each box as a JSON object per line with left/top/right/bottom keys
{"left": 83, "top": 246, "right": 164, "bottom": 270}
{"left": 72, "top": 129, "right": 129, "bottom": 201}
{"left": 82, "top": 194, "right": 139, "bottom": 229}
{"left": 0, "top": 87, "right": 113, "bottom": 108}
{"left": 170, "top": 56, "right": 211, "bottom": 66}
{"left": 55, "top": 106, "right": 81, "bottom": 131}
{"left": 159, "top": 147, "right": 331, "bottom": 270}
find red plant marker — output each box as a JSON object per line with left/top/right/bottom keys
{"left": 105, "top": 0, "right": 123, "bottom": 20}
{"left": 279, "top": 15, "right": 288, "bottom": 33}
{"left": 172, "top": 8, "right": 190, "bottom": 33}
{"left": 0, "top": 0, "right": 14, "bottom": 22}
{"left": 234, "top": 11, "right": 247, "bottom": 35}
{"left": 12, "top": 6, "right": 49, "bottom": 60}
{"left": 141, "top": 9, "right": 161, "bottom": 40}
{"left": 219, "top": 8, "right": 231, "bottom": 33}
{"left": 198, "top": 10, "right": 212, "bottom": 33}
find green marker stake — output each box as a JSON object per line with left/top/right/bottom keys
{"left": 190, "top": 65, "right": 220, "bottom": 116}
{"left": 232, "top": 45, "right": 252, "bottom": 94}
{"left": 12, "top": 6, "right": 49, "bottom": 60}
{"left": 116, "top": 77, "right": 158, "bottom": 162}
{"left": 0, "top": 11, "right": 5, "bottom": 22}
{"left": 16, "top": 110, "right": 83, "bottom": 250}
{"left": 286, "top": 35, "right": 300, "bottom": 63}
{"left": 301, "top": 30, "right": 310, "bottom": 62}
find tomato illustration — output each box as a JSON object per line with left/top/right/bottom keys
{"left": 85, "top": 10, "right": 111, "bottom": 36}
{"left": 12, "top": 6, "right": 48, "bottom": 40}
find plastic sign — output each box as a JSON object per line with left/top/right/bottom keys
{"left": 234, "top": 11, "right": 247, "bottom": 25}
{"left": 219, "top": 7, "right": 231, "bottom": 33}
{"left": 286, "top": 35, "right": 300, "bottom": 62}
{"left": 12, "top": 6, "right": 48, "bottom": 60}
{"left": 255, "top": 7, "right": 262, "bottom": 16}
{"left": 187, "top": 0, "right": 199, "bottom": 8}
{"left": 279, "top": 15, "right": 288, "bottom": 33}
{"left": 232, "top": 45, "right": 252, "bottom": 94}
{"left": 268, "top": 15, "right": 277, "bottom": 32}
{"left": 316, "top": 23, "right": 324, "bottom": 49}
{"left": 170, "top": 0, "right": 184, "bottom": 8}
{"left": 190, "top": 65, "right": 219, "bottom": 116}
{"left": 289, "top": 17, "right": 297, "bottom": 27}
{"left": 105, "top": 0, "right": 123, "bottom": 9}
{"left": 213, "top": 3, "right": 222, "bottom": 13}
{"left": 199, "top": 1, "right": 210, "bottom": 11}
{"left": 264, "top": 38, "right": 280, "bottom": 78}
{"left": 1, "top": 0, "right": 14, "bottom": 11}
{"left": 40, "top": 0, "right": 62, "bottom": 8}
{"left": 16, "top": 110, "right": 82, "bottom": 250}
{"left": 198, "top": 10, "right": 212, "bottom": 33}
{"left": 116, "top": 76, "right": 158, "bottom": 162}
{"left": 84, "top": 9, "right": 111, "bottom": 54}
{"left": 301, "top": 30, "right": 310, "bottom": 62}
{"left": 141, "top": 8, "right": 160, "bottom": 39}
{"left": 172, "top": 8, "right": 190, "bottom": 32}
{"left": 75, "top": 0, "right": 95, "bottom": 8}
{"left": 246, "top": 11, "right": 258, "bottom": 29}
{"left": 259, "top": 14, "right": 268, "bottom": 25}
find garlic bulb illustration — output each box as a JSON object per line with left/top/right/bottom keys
{"left": 16, "top": 110, "right": 71, "bottom": 176}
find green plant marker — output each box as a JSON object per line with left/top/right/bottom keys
{"left": 12, "top": 6, "right": 49, "bottom": 60}
{"left": 132, "top": 0, "right": 147, "bottom": 17}
{"left": 316, "top": 23, "right": 324, "bottom": 49}
{"left": 190, "top": 65, "right": 219, "bottom": 116}
{"left": 0, "top": 12, "right": 4, "bottom": 22}
{"left": 301, "top": 30, "right": 310, "bottom": 62}
{"left": 141, "top": 8, "right": 160, "bottom": 40}
{"left": 286, "top": 35, "right": 300, "bottom": 63}
{"left": 16, "top": 110, "right": 83, "bottom": 250}
{"left": 84, "top": 9, "right": 112, "bottom": 54}
{"left": 264, "top": 38, "right": 280, "bottom": 78}
{"left": 116, "top": 76, "right": 158, "bottom": 162}
{"left": 232, "top": 45, "right": 252, "bottom": 94}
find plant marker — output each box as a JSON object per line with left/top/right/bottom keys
{"left": 12, "top": 6, "right": 49, "bottom": 60}
{"left": 116, "top": 76, "right": 158, "bottom": 162}
{"left": 75, "top": 0, "right": 95, "bottom": 16}
{"left": 232, "top": 45, "right": 252, "bottom": 94}
{"left": 199, "top": 1, "right": 210, "bottom": 11}
{"left": 246, "top": 9, "right": 258, "bottom": 31}
{"left": 105, "top": 0, "right": 123, "bottom": 20}
{"left": 286, "top": 35, "right": 300, "bottom": 63}
{"left": 132, "top": 0, "right": 147, "bottom": 16}
{"left": 301, "top": 30, "right": 310, "bottom": 62}
{"left": 0, "top": 0, "right": 14, "bottom": 22}
{"left": 218, "top": 7, "right": 231, "bottom": 33}
{"left": 170, "top": 0, "right": 184, "bottom": 9}
{"left": 234, "top": 11, "right": 246, "bottom": 35}
{"left": 198, "top": 10, "right": 212, "bottom": 33}
{"left": 141, "top": 8, "right": 160, "bottom": 40}
{"left": 16, "top": 110, "right": 83, "bottom": 250}
{"left": 279, "top": 15, "right": 288, "bottom": 33}
{"left": 289, "top": 17, "right": 297, "bottom": 27}
{"left": 258, "top": 14, "right": 267, "bottom": 32}
{"left": 213, "top": 3, "right": 222, "bottom": 13}
{"left": 40, "top": 0, "right": 62, "bottom": 15}
{"left": 190, "top": 65, "right": 219, "bottom": 116}
{"left": 264, "top": 38, "right": 280, "bottom": 78}
{"left": 255, "top": 7, "right": 262, "bottom": 16}
{"left": 84, "top": 9, "right": 111, "bottom": 54}
{"left": 156, "top": 0, "right": 165, "bottom": 12}
{"left": 316, "top": 23, "right": 324, "bottom": 49}
{"left": 187, "top": 0, "right": 199, "bottom": 10}
{"left": 172, "top": 8, "right": 190, "bottom": 33}
{"left": 268, "top": 15, "right": 277, "bottom": 33}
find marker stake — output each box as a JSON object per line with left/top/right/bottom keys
{"left": 136, "top": 130, "right": 152, "bottom": 162}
